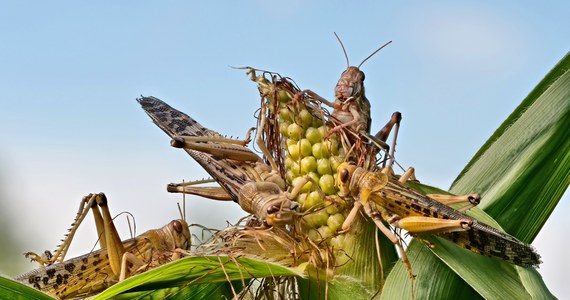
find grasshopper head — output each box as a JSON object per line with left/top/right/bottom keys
{"left": 333, "top": 34, "right": 391, "bottom": 102}
{"left": 336, "top": 162, "right": 357, "bottom": 197}
{"left": 335, "top": 66, "right": 365, "bottom": 101}
{"left": 239, "top": 182, "right": 298, "bottom": 227}
{"left": 164, "top": 219, "right": 191, "bottom": 251}
{"left": 263, "top": 199, "right": 298, "bottom": 226}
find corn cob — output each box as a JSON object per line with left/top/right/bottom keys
{"left": 246, "top": 68, "right": 383, "bottom": 271}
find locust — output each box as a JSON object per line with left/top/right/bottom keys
{"left": 138, "top": 96, "right": 310, "bottom": 227}
{"left": 246, "top": 58, "right": 541, "bottom": 286}
{"left": 244, "top": 69, "right": 492, "bottom": 287}
{"left": 297, "top": 37, "right": 521, "bottom": 272}
{"left": 15, "top": 193, "right": 191, "bottom": 299}
{"left": 293, "top": 33, "right": 402, "bottom": 168}
{"left": 336, "top": 162, "right": 541, "bottom": 282}
{"left": 138, "top": 65, "right": 542, "bottom": 292}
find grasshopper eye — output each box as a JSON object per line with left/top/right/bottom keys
{"left": 172, "top": 220, "right": 183, "bottom": 233}
{"left": 267, "top": 204, "right": 280, "bottom": 215}
{"left": 339, "top": 168, "right": 350, "bottom": 183}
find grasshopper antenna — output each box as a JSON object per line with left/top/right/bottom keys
{"left": 358, "top": 40, "right": 392, "bottom": 69}
{"left": 177, "top": 180, "right": 187, "bottom": 222}
{"left": 126, "top": 213, "right": 135, "bottom": 238}
{"left": 183, "top": 179, "right": 186, "bottom": 222}
{"left": 334, "top": 32, "right": 350, "bottom": 69}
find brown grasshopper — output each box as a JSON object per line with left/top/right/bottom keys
{"left": 138, "top": 96, "right": 312, "bottom": 227}
{"left": 15, "top": 193, "right": 190, "bottom": 299}
{"left": 336, "top": 162, "right": 541, "bottom": 281}
{"left": 294, "top": 33, "right": 403, "bottom": 168}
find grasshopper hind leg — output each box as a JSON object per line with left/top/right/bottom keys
{"left": 374, "top": 112, "right": 402, "bottom": 169}
{"left": 426, "top": 193, "right": 481, "bottom": 212}
{"left": 25, "top": 194, "right": 102, "bottom": 267}
{"left": 167, "top": 179, "right": 234, "bottom": 201}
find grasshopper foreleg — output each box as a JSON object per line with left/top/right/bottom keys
{"left": 340, "top": 201, "right": 362, "bottom": 232}
{"left": 294, "top": 89, "right": 336, "bottom": 108}
{"left": 119, "top": 252, "right": 147, "bottom": 282}
{"left": 363, "top": 203, "right": 416, "bottom": 287}
{"left": 287, "top": 174, "right": 325, "bottom": 200}
{"left": 330, "top": 104, "right": 366, "bottom": 137}
{"left": 23, "top": 250, "right": 53, "bottom": 268}
{"left": 295, "top": 89, "right": 365, "bottom": 136}
{"left": 238, "top": 181, "right": 298, "bottom": 227}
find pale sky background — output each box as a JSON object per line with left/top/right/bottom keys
{"left": 1, "top": 1, "right": 568, "bottom": 297}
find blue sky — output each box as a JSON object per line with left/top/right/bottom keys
{"left": 1, "top": 1, "right": 568, "bottom": 297}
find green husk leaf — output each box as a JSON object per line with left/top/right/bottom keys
{"left": 0, "top": 276, "right": 55, "bottom": 300}
{"left": 382, "top": 237, "right": 554, "bottom": 299}
{"left": 298, "top": 275, "right": 381, "bottom": 300}
{"left": 95, "top": 255, "right": 302, "bottom": 299}
{"left": 381, "top": 52, "right": 569, "bottom": 298}
{"left": 334, "top": 215, "right": 398, "bottom": 296}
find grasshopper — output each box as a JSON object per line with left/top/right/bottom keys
{"left": 138, "top": 96, "right": 308, "bottom": 226}
{"left": 336, "top": 162, "right": 541, "bottom": 281}
{"left": 15, "top": 193, "right": 190, "bottom": 299}
{"left": 294, "top": 33, "right": 403, "bottom": 169}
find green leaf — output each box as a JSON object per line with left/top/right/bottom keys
{"left": 103, "top": 282, "right": 239, "bottom": 300}
{"left": 104, "top": 52, "right": 568, "bottom": 299}
{"left": 381, "top": 52, "right": 570, "bottom": 298}
{"left": 95, "top": 255, "right": 303, "bottom": 299}
{"left": 380, "top": 240, "right": 482, "bottom": 300}
{"left": 294, "top": 216, "right": 400, "bottom": 299}
{"left": 451, "top": 52, "right": 570, "bottom": 243}
{"left": 0, "top": 276, "right": 55, "bottom": 300}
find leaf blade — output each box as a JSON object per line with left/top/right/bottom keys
{"left": 0, "top": 276, "right": 56, "bottom": 300}
{"left": 451, "top": 52, "right": 570, "bottom": 242}
{"left": 382, "top": 52, "right": 570, "bottom": 299}
{"left": 95, "top": 255, "right": 302, "bottom": 299}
